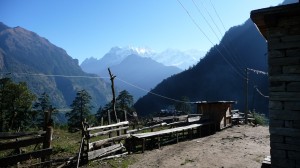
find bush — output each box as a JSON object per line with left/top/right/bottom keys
{"left": 253, "top": 112, "right": 268, "bottom": 126}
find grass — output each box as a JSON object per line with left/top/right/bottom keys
{"left": 51, "top": 128, "right": 82, "bottom": 158}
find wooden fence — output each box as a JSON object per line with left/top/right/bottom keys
{"left": 0, "top": 111, "right": 53, "bottom": 167}
{"left": 0, "top": 127, "right": 53, "bottom": 167}
{"left": 81, "top": 121, "right": 129, "bottom": 162}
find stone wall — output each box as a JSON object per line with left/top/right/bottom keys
{"left": 251, "top": 3, "right": 300, "bottom": 168}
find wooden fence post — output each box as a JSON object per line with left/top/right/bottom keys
{"left": 124, "top": 110, "right": 127, "bottom": 121}
{"left": 42, "top": 119, "right": 53, "bottom": 167}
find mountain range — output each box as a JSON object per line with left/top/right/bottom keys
{"left": 81, "top": 47, "right": 205, "bottom": 72}
{"left": 81, "top": 47, "right": 184, "bottom": 100}
{"left": 134, "top": 19, "right": 269, "bottom": 116}
{"left": 0, "top": 22, "right": 112, "bottom": 111}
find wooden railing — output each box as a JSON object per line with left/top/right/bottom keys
{"left": 0, "top": 127, "right": 53, "bottom": 167}
{"left": 81, "top": 121, "right": 129, "bottom": 162}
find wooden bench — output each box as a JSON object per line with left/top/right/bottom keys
{"left": 129, "top": 121, "right": 214, "bottom": 153}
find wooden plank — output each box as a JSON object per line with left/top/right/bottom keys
{"left": 87, "top": 121, "right": 129, "bottom": 131}
{"left": 188, "top": 116, "right": 200, "bottom": 123}
{"left": 0, "top": 148, "right": 52, "bottom": 166}
{"left": 0, "top": 131, "right": 46, "bottom": 139}
{"left": 89, "top": 134, "right": 130, "bottom": 150}
{"left": 99, "top": 152, "right": 128, "bottom": 161}
{"left": 0, "top": 136, "right": 44, "bottom": 151}
{"left": 132, "top": 124, "right": 201, "bottom": 139}
{"left": 127, "top": 123, "right": 167, "bottom": 134}
{"left": 88, "top": 143, "right": 123, "bottom": 160}
{"left": 90, "top": 126, "right": 129, "bottom": 138}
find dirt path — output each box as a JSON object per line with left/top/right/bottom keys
{"left": 128, "top": 125, "right": 270, "bottom": 168}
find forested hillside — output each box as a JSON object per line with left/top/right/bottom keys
{"left": 134, "top": 19, "right": 269, "bottom": 116}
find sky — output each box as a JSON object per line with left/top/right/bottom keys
{"left": 0, "top": 0, "right": 284, "bottom": 64}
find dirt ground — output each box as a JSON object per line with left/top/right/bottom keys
{"left": 126, "top": 125, "right": 270, "bottom": 168}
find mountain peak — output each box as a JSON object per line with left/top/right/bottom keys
{"left": 0, "top": 22, "right": 10, "bottom": 32}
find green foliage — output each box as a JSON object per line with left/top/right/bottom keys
{"left": 116, "top": 90, "right": 134, "bottom": 112}
{"left": 253, "top": 111, "right": 268, "bottom": 126}
{"left": 0, "top": 77, "right": 36, "bottom": 131}
{"left": 97, "top": 90, "right": 135, "bottom": 123}
{"left": 33, "top": 92, "right": 57, "bottom": 128}
{"left": 65, "top": 90, "right": 93, "bottom": 132}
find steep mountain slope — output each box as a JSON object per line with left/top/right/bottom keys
{"left": 102, "top": 54, "right": 181, "bottom": 101}
{"left": 81, "top": 47, "right": 182, "bottom": 101}
{"left": 0, "top": 22, "right": 112, "bottom": 109}
{"left": 134, "top": 19, "right": 269, "bottom": 116}
{"left": 81, "top": 47, "right": 154, "bottom": 75}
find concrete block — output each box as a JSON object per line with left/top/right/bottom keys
{"left": 285, "top": 101, "right": 300, "bottom": 110}
{"left": 287, "top": 82, "right": 300, "bottom": 91}
{"left": 269, "top": 101, "right": 283, "bottom": 110}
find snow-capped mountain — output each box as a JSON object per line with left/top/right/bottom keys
{"left": 81, "top": 46, "right": 206, "bottom": 73}
{"left": 152, "top": 49, "right": 206, "bottom": 70}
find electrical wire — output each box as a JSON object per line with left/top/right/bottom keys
{"left": 1, "top": 71, "right": 195, "bottom": 104}
{"left": 177, "top": 0, "right": 246, "bottom": 79}
{"left": 196, "top": 0, "right": 246, "bottom": 73}
{"left": 1, "top": 72, "right": 110, "bottom": 79}
{"left": 198, "top": 0, "right": 223, "bottom": 37}
{"left": 192, "top": 0, "right": 220, "bottom": 42}
{"left": 209, "top": 0, "right": 226, "bottom": 32}
{"left": 116, "top": 77, "right": 195, "bottom": 104}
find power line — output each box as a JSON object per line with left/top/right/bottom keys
{"left": 209, "top": 0, "right": 226, "bottom": 31}
{"left": 195, "top": 0, "right": 246, "bottom": 73}
{"left": 192, "top": 0, "right": 220, "bottom": 42}
{"left": 1, "top": 72, "right": 110, "bottom": 79}
{"left": 1, "top": 71, "right": 195, "bottom": 104}
{"left": 198, "top": 0, "right": 223, "bottom": 37}
{"left": 116, "top": 77, "right": 195, "bottom": 104}
{"left": 177, "top": 0, "right": 245, "bottom": 79}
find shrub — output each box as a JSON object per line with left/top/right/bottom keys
{"left": 253, "top": 112, "right": 268, "bottom": 126}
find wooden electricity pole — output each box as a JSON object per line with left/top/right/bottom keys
{"left": 108, "top": 68, "right": 118, "bottom": 123}
{"left": 245, "top": 68, "right": 249, "bottom": 124}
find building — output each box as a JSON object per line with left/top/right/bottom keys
{"left": 251, "top": 2, "right": 300, "bottom": 167}
{"left": 195, "top": 101, "right": 235, "bottom": 131}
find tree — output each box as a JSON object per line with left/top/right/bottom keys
{"left": 0, "top": 78, "right": 36, "bottom": 131}
{"left": 66, "top": 90, "right": 93, "bottom": 132}
{"left": 175, "top": 96, "right": 193, "bottom": 115}
{"left": 33, "top": 92, "right": 56, "bottom": 129}
{"left": 95, "top": 90, "right": 134, "bottom": 124}
{"left": 116, "top": 90, "right": 134, "bottom": 112}
{"left": 116, "top": 90, "right": 134, "bottom": 121}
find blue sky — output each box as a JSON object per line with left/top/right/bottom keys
{"left": 0, "top": 0, "right": 283, "bottom": 63}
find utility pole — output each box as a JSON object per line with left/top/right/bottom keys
{"left": 108, "top": 68, "right": 118, "bottom": 123}
{"left": 245, "top": 68, "right": 249, "bottom": 124}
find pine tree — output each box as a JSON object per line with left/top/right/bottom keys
{"left": 66, "top": 90, "right": 92, "bottom": 132}
{"left": 33, "top": 92, "right": 56, "bottom": 128}
{"left": 116, "top": 90, "right": 134, "bottom": 121}
{"left": 116, "top": 90, "right": 134, "bottom": 112}
{"left": 0, "top": 78, "right": 36, "bottom": 131}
